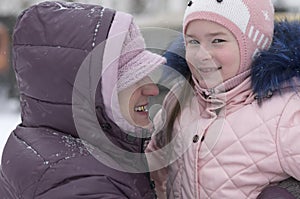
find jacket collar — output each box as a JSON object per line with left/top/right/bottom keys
{"left": 194, "top": 75, "right": 254, "bottom": 117}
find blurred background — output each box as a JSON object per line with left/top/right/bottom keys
{"left": 0, "top": 0, "right": 300, "bottom": 160}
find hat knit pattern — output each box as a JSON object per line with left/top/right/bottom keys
{"left": 117, "top": 22, "right": 166, "bottom": 91}
{"left": 183, "top": 0, "right": 274, "bottom": 74}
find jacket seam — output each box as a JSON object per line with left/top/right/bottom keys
{"left": 13, "top": 131, "right": 89, "bottom": 198}
{"left": 32, "top": 151, "right": 91, "bottom": 197}
{"left": 13, "top": 132, "right": 48, "bottom": 198}
{"left": 275, "top": 92, "right": 298, "bottom": 174}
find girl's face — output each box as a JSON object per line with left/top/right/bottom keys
{"left": 118, "top": 76, "right": 159, "bottom": 128}
{"left": 185, "top": 20, "right": 240, "bottom": 89}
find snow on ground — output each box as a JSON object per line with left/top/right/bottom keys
{"left": 0, "top": 95, "right": 21, "bottom": 162}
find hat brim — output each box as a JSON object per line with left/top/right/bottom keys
{"left": 118, "top": 50, "right": 166, "bottom": 91}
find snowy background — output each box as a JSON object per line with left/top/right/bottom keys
{"left": 0, "top": 90, "right": 21, "bottom": 162}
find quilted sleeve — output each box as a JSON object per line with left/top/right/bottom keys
{"left": 277, "top": 93, "right": 300, "bottom": 179}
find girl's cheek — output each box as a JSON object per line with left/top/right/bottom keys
{"left": 186, "top": 51, "right": 197, "bottom": 68}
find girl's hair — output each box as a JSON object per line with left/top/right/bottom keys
{"left": 156, "top": 73, "right": 194, "bottom": 148}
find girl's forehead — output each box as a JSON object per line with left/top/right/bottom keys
{"left": 185, "top": 20, "right": 230, "bottom": 36}
{"left": 187, "top": 20, "right": 225, "bottom": 29}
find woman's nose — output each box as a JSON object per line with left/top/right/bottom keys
{"left": 142, "top": 83, "right": 159, "bottom": 96}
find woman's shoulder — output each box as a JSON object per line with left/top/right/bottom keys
{"left": 1, "top": 126, "right": 152, "bottom": 198}
{"left": 1, "top": 126, "right": 92, "bottom": 183}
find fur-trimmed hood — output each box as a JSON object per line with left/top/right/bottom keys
{"left": 251, "top": 20, "right": 300, "bottom": 103}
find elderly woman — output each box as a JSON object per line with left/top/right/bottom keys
{"left": 0, "top": 1, "right": 165, "bottom": 198}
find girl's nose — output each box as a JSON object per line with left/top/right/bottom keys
{"left": 142, "top": 83, "right": 159, "bottom": 96}
{"left": 196, "top": 45, "right": 212, "bottom": 61}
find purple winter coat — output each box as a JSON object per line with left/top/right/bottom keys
{"left": 0, "top": 1, "right": 156, "bottom": 198}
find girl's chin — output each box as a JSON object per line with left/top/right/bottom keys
{"left": 193, "top": 73, "right": 224, "bottom": 88}
{"left": 198, "top": 80, "right": 220, "bottom": 89}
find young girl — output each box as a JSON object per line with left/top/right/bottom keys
{"left": 147, "top": 0, "right": 300, "bottom": 198}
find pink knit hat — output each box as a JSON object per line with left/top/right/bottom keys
{"left": 183, "top": 0, "right": 274, "bottom": 74}
{"left": 117, "top": 22, "right": 166, "bottom": 91}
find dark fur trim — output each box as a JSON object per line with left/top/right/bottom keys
{"left": 251, "top": 20, "right": 300, "bottom": 103}
{"left": 163, "top": 35, "right": 190, "bottom": 78}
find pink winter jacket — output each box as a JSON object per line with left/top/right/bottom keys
{"left": 146, "top": 77, "right": 300, "bottom": 199}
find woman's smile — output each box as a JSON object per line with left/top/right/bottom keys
{"left": 134, "top": 104, "right": 148, "bottom": 113}
{"left": 118, "top": 76, "right": 159, "bottom": 127}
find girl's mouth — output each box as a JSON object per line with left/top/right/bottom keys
{"left": 134, "top": 105, "right": 148, "bottom": 112}
{"left": 199, "top": 66, "right": 222, "bottom": 73}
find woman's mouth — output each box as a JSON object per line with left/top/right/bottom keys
{"left": 134, "top": 105, "right": 148, "bottom": 112}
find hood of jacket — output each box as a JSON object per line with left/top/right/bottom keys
{"left": 13, "top": 1, "right": 148, "bottom": 161}
{"left": 251, "top": 20, "right": 300, "bottom": 103}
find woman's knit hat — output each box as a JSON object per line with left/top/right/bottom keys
{"left": 183, "top": 0, "right": 274, "bottom": 74}
{"left": 117, "top": 22, "right": 166, "bottom": 91}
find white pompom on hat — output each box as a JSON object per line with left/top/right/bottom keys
{"left": 183, "top": 0, "right": 275, "bottom": 74}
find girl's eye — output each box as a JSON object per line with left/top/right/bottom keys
{"left": 212, "top": 39, "right": 226, "bottom": 43}
{"left": 187, "top": 39, "right": 199, "bottom": 45}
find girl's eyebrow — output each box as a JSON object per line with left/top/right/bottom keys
{"left": 208, "top": 31, "right": 227, "bottom": 37}
{"left": 185, "top": 34, "right": 196, "bottom": 39}
{"left": 185, "top": 32, "right": 227, "bottom": 38}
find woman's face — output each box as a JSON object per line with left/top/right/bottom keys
{"left": 185, "top": 20, "right": 240, "bottom": 89}
{"left": 118, "top": 76, "right": 159, "bottom": 127}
